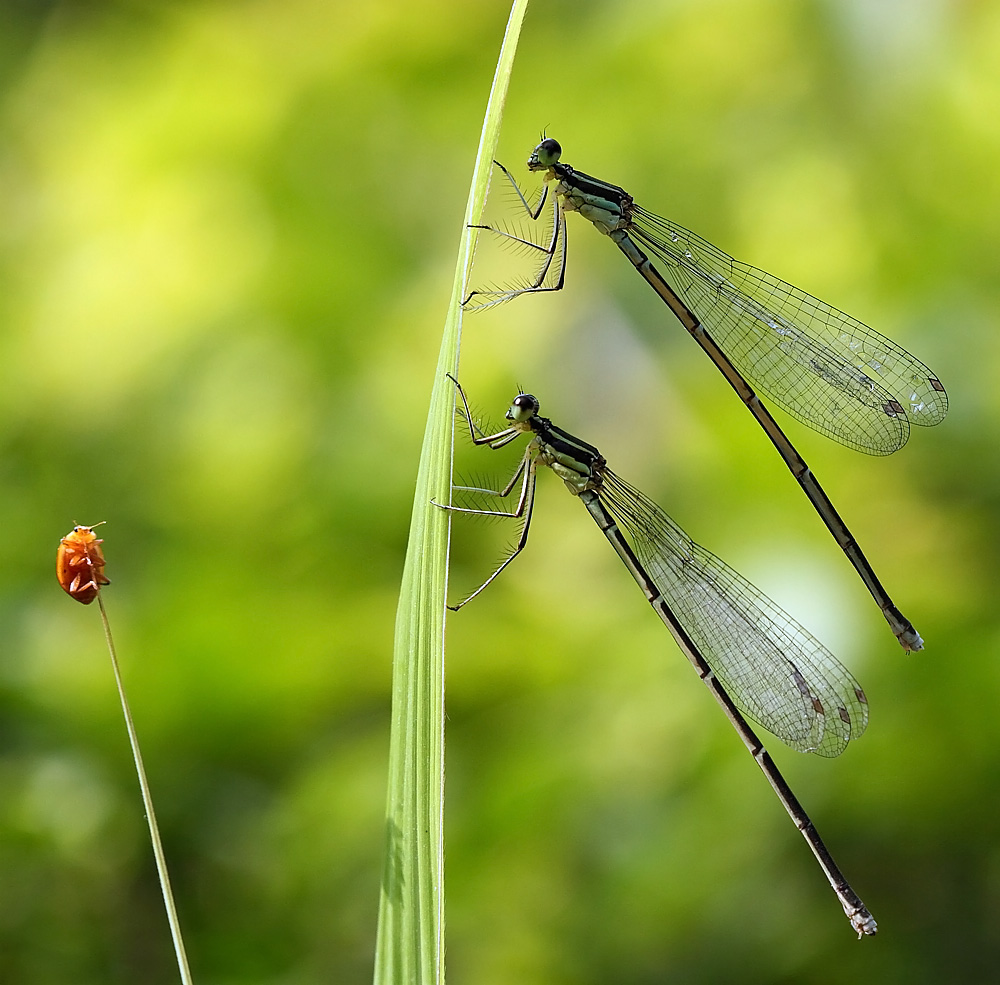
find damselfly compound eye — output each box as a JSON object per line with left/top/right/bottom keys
{"left": 506, "top": 393, "right": 539, "bottom": 423}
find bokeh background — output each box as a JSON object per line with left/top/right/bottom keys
{"left": 1, "top": 0, "right": 996, "bottom": 982}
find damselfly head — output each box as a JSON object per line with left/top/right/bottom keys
{"left": 528, "top": 137, "right": 561, "bottom": 170}
{"left": 506, "top": 393, "right": 540, "bottom": 424}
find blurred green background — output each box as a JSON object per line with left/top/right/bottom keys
{"left": 0, "top": 0, "right": 996, "bottom": 982}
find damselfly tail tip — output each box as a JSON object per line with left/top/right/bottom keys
{"left": 886, "top": 607, "right": 924, "bottom": 652}
{"left": 847, "top": 906, "right": 878, "bottom": 938}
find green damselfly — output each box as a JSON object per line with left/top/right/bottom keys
{"left": 440, "top": 375, "right": 876, "bottom": 937}
{"left": 466, "top": 139, "right": 947, "bottom": 652}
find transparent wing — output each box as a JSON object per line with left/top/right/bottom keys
{"left": 602, "top": 471, "right": 867, "bottom": 757}
{"left": 631, "top": 208, "right": 948, "bottom": 455}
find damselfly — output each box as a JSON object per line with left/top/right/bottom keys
{"left": 466, "top": 139, "right": 947, "bottom": 652}
{"left": 440, "top": 375, "right": 877, "bottom": 937}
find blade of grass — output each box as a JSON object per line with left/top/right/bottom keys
{"left": 372, "top": 2, "right": 531, "bottom": 983}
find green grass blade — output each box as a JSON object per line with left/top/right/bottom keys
{"left": 372, "top": 3, "right": 531, "bottom": 983}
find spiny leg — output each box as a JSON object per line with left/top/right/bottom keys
{"left": 464, "top": 163, "right": 567, "bottom": 309}
{"left": 437, "top": 375, "right": 540, "bottom": 609}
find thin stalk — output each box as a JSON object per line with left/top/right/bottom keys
{"left": 97, "top": 593, "right": 194, "bottom": 985}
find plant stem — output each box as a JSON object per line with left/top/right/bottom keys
{"left": 98, "top": 593, "right": 195, "bottom": 985}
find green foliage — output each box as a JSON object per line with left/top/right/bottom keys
{"left": 0, "top": 1, "right": 998, "bottom": 983}
{"left": 374, "top": 4, "right": 529, "bottom": 982}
